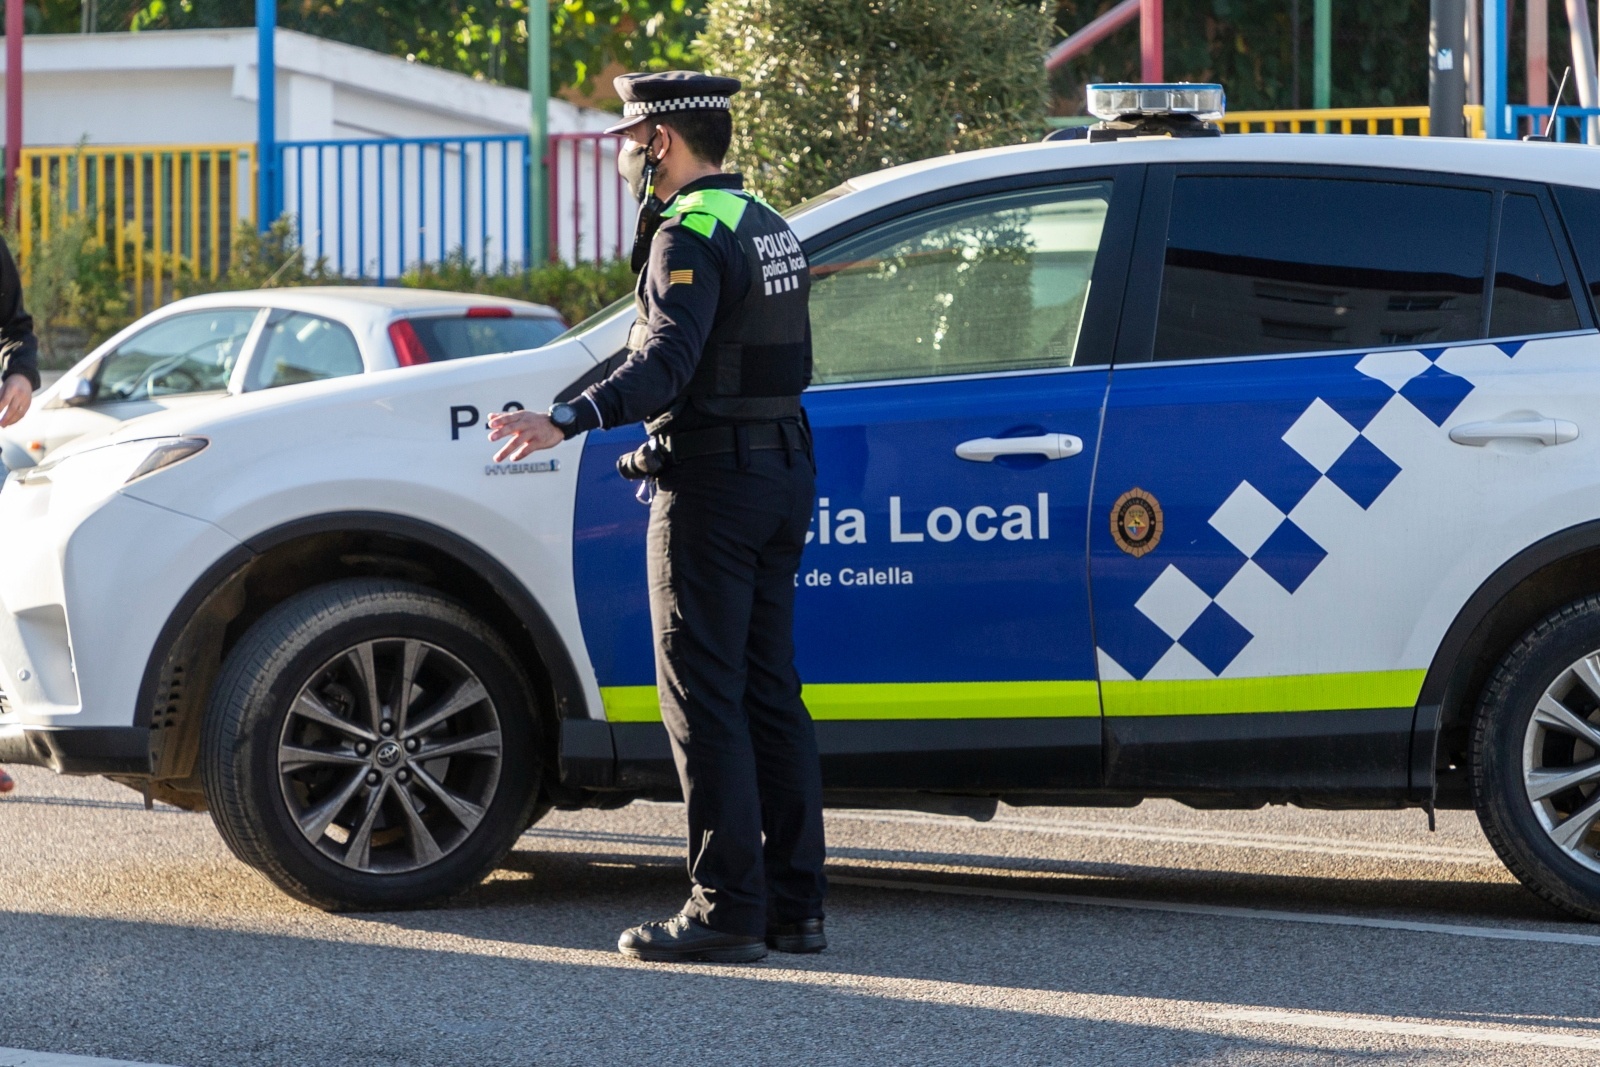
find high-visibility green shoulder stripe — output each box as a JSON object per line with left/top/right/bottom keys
{"left": 1101, "top": 670, "right": 1426, "bottom": 717}
{"left": 600, "top": 680, "right": 1101, "bottom": 723}
{"left": 677, "top": 213, "right": 718, "bottom": 239}
{"left": 663, "top": 187, "right": 751, "bottom": 236}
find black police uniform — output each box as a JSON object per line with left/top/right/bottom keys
{"left": 0, "top": 236, "right": 40, "bottom": 390}
{"left": 556, "top": 75, "right": 826, "bottom": 941}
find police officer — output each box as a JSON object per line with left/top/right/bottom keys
{"left": 0, "top": 231, "right": 38, "bottom": 797}
{"left": 487, "top": 71, "right": 826, "bottom": 963}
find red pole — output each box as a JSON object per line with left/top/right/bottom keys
{"left": 1527, "top": 0, "right": 1549, "bottom": 107}
{"left": 1140, "top": 0, "right": 1163, "bottom": 81}
{"left": 1045, "top": 0, "right": 1140, "bottom": 71}
{"left": 4, "top": 0, "right": 20, "bottom": 225}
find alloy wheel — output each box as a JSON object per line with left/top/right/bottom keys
{"left": 276, "top": 638, "right": 503, "bottom": 874}
{"left": 1522, "top": 651, "right": 1600, "bottom": 874}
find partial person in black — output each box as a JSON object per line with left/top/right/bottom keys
{"left": 486, "top": 70, "right": 825, "bottom": 964}
{"left": 0, "top": 236, "right": 38, "bottom": 425}
{"left": 0, "top": 233, "right": 39, "bottom": 797}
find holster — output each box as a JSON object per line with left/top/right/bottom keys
{"left": 616, "top": 440, "right": 666, "bottom": 481}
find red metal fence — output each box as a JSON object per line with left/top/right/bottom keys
{"left": 549, "top": 133, "right": 632, "bottom": 266}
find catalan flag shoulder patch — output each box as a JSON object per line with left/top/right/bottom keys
{"left": 668, "top": 269, "right": 695, "bottom": 286}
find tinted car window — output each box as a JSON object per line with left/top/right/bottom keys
{"left": 95, "top": 308, "right": 258, "bottom": 402}
{"left": 1155, "top": 177, "right": 1492, "bottom": 361}
{"left": 249, "top": 311, "right": 364, "bottom": 389}
{"left": 408, "top": 315, "right": 565, "bottom": 361}
{"left": 807, "top": 183, "right": 1112, "bottom": 384}
{"left": 1552, "top": 183, "right": 1600, "bottom": 306}
{"left": 1490, "top": 193, "right": 1580, "bottom": 337}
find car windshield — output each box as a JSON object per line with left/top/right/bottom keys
{"left": 95, "top": 308, "right": 259, "bottom": 403}
{"left": 783, "top": 184, "right": 849, "bottom": 219}
{"left": 549, "top": 294, "right": 634, "bottom": 346}
{"left": 408, "top": 315, "right": 566, "bottom": 360}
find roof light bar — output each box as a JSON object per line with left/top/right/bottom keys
{"left": 1086, "top": 83, "right": 1226, "bottom": 122}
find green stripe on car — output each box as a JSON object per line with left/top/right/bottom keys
{"left": 600, "top": 670, "right": 1427, "bottom": 722}
{"left": 600, "top": 680, "right": 1102, "bottom": 722}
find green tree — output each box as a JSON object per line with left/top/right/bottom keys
{"left": 68, "top": 0, "right": 703, "bottom": 96}
{"left": 698, "top": 0, "right": 1052, "bottom": 208}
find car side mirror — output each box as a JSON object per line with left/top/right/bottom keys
{"left": 61, "top": 376, "right": 96, "bottom": 407}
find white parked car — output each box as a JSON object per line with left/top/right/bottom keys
{"left": 9, "top": 99, "right": 1600, "bottom": 920}
{"left": 0, "top": 287, "right": 566, "bottom": 469}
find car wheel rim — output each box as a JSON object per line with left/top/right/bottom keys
{"left": 1522, "top": 651, "right": 1600, "bottom": 874}
{"left": 276, "top": 637, "right": 502, "bottom": 874}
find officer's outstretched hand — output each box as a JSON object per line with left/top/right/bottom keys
{"left": 487, "top": 410, "right": 564, "bottom": 463}
{"left": 0, "top": 374, "right": 32, "bottom": 428}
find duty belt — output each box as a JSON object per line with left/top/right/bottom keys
{"left": 657, "top": 420, "right": 802, "bottom": 461}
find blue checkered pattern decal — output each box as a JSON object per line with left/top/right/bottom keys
{"left": 1093, "top": 343, "right": 1516, "bottom": 681}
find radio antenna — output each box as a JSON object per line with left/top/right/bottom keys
{"left": 1531, "top": 67, "right": 1572, "bottom": 141}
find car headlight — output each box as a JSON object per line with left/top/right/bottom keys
{"left": 15, "top": 435, "right": 209, "bottom": 488}
{"left": 125, "top": 437, "right": 209, "bottom": 482}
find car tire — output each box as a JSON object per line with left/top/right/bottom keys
{"left": 200, "top": 578, "right": 542, "bottom": 910}
{"left": 1473, "top": 594, "right": 1600, "bottom": 922}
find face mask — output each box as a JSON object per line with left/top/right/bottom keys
{"left": 622, "top": 130, "right": 666, "bottom": 272}
{"left": 617, "top": 132, "right": 661, "bottom": 203}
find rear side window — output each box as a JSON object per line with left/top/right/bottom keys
{"left": 1490, "top": 193, "right": 1580, "bottom": 337}
{"left": 1155, "top": 176, "right": 1492, "bottom": 361}
{"left": 1553, "top": 183, "right": 1600, "bottom": 308}
{"left": 407, "top": 315, "right": 565, "bottom": 361}
{"left": 249, "top": 311, "right": 364, "bottom": 390}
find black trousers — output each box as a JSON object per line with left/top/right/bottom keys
{"left": 646, "top": 443, "right": 827, "bottom": 937}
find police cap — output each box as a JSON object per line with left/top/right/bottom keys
{"left": 603, "top": 71, "right": 742, "bottom": 134}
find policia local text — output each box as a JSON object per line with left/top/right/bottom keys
{"left": 809, "top": 493, "right": 1052, "bottom": 545}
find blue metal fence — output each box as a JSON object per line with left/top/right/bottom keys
{"left": 278, "top": 135, "right": 530, "bottom": 282}
{"left": 1507, "top": 105, "right": 1600, "bottom": 143}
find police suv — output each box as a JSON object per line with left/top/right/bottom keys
{"left": 8, "top": 85, "right": 1600, "bottom": 919}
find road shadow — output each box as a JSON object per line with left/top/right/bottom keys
{"left": 305, "top": 832, "right": 1600, "bottom": 1043}
{"left": 0, "top": 908, "right": 1516, "bottom": 1067}
{"left": 503, "top": 824, "right": 1567, "bottom": 926}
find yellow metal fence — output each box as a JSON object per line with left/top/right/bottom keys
{"left": 17, "top": 143, "right": 257, "bottom": 315}
{"left": 1220, "top": 105, "right": 1487, "bottom": 137}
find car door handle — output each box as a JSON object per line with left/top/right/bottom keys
{"left": 955, "top": 433, "right": 1083, "bottom": 462}
{"left": 1448, "top": 416, "right": 1579, "bottom": 447}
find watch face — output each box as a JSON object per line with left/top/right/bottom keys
{"left": 551, "top": 403, "right": 576, "bottom": 427}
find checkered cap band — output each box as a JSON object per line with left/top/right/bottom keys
{"left": 622, "top": 96, "right": 732, "bottom": 118}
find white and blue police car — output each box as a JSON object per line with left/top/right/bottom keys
{"left": 8, "top": 85, "right": 1600, "bottom": 918}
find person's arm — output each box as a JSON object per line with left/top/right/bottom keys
{"left": 0, "top": 237, "right": 39, "bottom": 391}
{"left": 487, "top": 219, "right": 725, "bottom": 461}
{"left": 561, "top": 222, "right": 723, "bottom": 436}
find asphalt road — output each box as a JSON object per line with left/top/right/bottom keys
{"left": 3, "top": 766, "right": 1599, "bottom": 1066}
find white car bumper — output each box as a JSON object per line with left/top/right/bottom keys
{"left": 0, "top": 477, "right": 242, "bottom": 771}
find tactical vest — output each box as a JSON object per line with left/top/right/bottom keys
{"left": 629, "top": 187, "right": 812, "bottom": 432}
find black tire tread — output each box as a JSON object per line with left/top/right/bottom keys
{"left": 1472, "top": 593, "right": 1600, "bottom": 922}
{"left": 200, "top": 578, "right": 540, "bottom": 911}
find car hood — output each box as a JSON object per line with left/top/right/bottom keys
{"left": 71, "top": 338, "right": 597, "bottom": 454}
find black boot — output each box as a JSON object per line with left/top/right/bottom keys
{"left": 617, "top": 914, "right": 768, "bottom": 963}
{"left": 766, "top": 918, "right": 826, "bottom": 953}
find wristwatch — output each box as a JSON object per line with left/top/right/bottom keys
{"left": 548, "top": 402, "right": 578, "bottom": 433}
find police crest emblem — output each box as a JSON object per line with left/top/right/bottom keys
{"left": 1111, "top": 488, "right": 1163, "bottom": 557}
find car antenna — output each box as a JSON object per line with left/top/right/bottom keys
{"left": 1525, "top": 67, "right": 1571, "bottom": 141}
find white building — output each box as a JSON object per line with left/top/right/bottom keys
{"left": 0, "top": 27, "right": 611, "bottom": 147}
{"left": 0, "top": 29, "right": 632, "bottom": 271}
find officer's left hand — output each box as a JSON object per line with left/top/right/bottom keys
{"left": 487, "top": 410, "right": 564, "bottom": 463}
{"left": 0, "top": 375, "right": 32, "bottom": 428}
